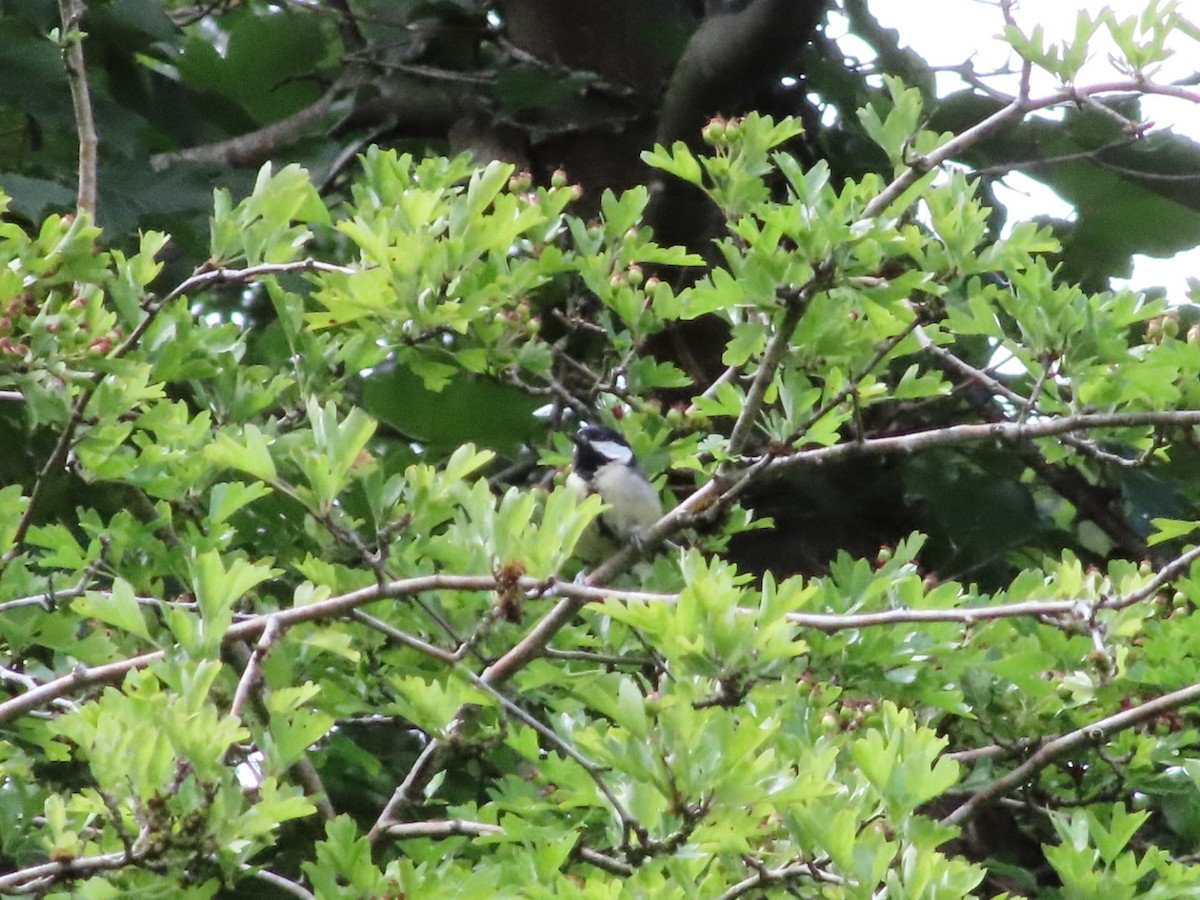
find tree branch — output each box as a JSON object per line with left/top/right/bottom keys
{"left": 713, "top": 858, "right": 843, "bottom": 900}
{"left": 656, "top": 0, "right": 827, "bottom": 149}
{"left": 766, "top": 409, "right": 1200, "bottom": 477}
{"left": 0, "top": 574, "right": 508, "bottom": 723}
{"left": 243, "top": 866, "right": 316, "bottom": 900}
{"left": 383, "top": 819, "right": 503, "bottom": 839}
{"left": 943, "top": 678, "right": 1200, "bottom": 828}
{"left": 151, "top": 81, "right": 346, "bottom": 171}
{"left": 728, "top": 264, "right": 833, "bottom": 455}
{"left": 863, "top": 77, "right": 1200, "bottom": 220}
{"left": 0, "top": 259, "right": 357, "bottom": 570}
{"left": 229, "top": 617, "right": 280, "bottom": 720}
{"left": 57, "top": 0, "right": 98, "bottom": 216}
{"left": 0, "top": 830, "right": 148, "bottom": 893}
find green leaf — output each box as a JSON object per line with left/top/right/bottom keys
{"left": 1148, "top": 518, "right": 1199, "bottom": 546}
{"left": 208, "top": 481, "right": 273, "bottom": 525}
{"left": 205, "top": 425, "right": 278, "bottom": 483}
{"left": 641, "top": 141, "right": 704, "bottom": 186}
{"left": 189, "top": 551, "right": 278, "bottom": 647}
{"left": 73, "top": 580, "right": 150, "bottom": 641}
{"left": 0, "top": 484, "right": 30, "bottom": 552}
{"left": 363, "top": 367, "right": 543, "bottom": 455}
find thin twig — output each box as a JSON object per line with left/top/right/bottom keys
{"left": 787, "top": 316, "right": 922, "bottom": 445}
{"left": 766, "top": 409, "right": 1200, "bottom": 477}
{"left": 0, "top": 259, "right": 359, "bottom": 569}
{"left": 57, "top": 0, "right": 98, "bottom": 215}
{"left": 943, "top": 678, "right": 1200, "bottom": 827}
{"left": 229, "top": 617, "right": 280, "bottom": 719}
{"left": 243, "top": 867, "right": 316, "bottom": 900}
{"left": 0, "top": 584, "right": 87, "bottom": 615}
{"left": 456, "top": 668, "right": 643, "bottom": 843}
{"left": 576, "top": 846, "right": 635, "bottom": 876}
{"left": 728, "top": 266, "right": 833, "bottom": 455}
{"left": 713, "top": 859, "right": 844, "bottom": 900}
{"left": 1016, "top": 353, "right": 1053, "bottom": 426}
{"left": 351, "top": 610, "right": 457, "bottom": 663}
{"left": 685, "top": 364, "right": 741, "bottom": 416}
{"left": 860, "top": 74, "right": 1200, "bottom": 221}
{"left": 915, "top": 326, "right": 1150, "bottom": 468}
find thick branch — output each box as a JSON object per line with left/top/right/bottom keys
{"left": 152, "top": 74, "right": 470, "bottom": 172}
{"left": 657, "top": 0, "right": 827, "bottom": 148}
{"left": 151, "top": 82, "right": 345, "bottom": 170}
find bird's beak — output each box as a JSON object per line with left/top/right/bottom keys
{"left": 569, "top": 432, "right": 585, "bottom": 448}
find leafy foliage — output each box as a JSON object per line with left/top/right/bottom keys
{"left": 4, "top": 3, "right": 1200, "bottom": 899}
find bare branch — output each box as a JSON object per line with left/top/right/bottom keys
{"left": 151, "top": 82, "right": 343, "bottom": 171}
{"left": 384, "top": 819, "right": 504, "bottom": 839}
{"left": 0, "top": 574, "right": 507, "bottom": 723}
{"left": 366, "top": 587, "right": 595, "bottom": 838}
{"left": 915, "top": 325, "right": 1151, "bottom": 468}
{"left": 56, "top": 0, "right": 98, "bottom": 216}
{"left": 728, "top": 264, "right": 833, "bottom": 455}
{"left": 943, "top": 678, "right": 1200, "bottom": 827}
{"left": 713, "top": 858, "right": 844, "bottom": 900}
{"left": 767, "top": 409, "right": 1200, "bottom": 476}
{"left": 576, "top": 846, "right": 635, "bottom": 876}
{"left": 243, "top": 867, "right": 316, "bottom": 900}
{"left": 10, "top": 531, "right": 1195, "bottom": 729}
{"left": 161, "top": 259, "right": 358, "bottom": 306}
{"left": 456, "top": 668, "right": 644, "bottom": 845}
{"left": 0, "top": 584, "right": 88, "bottom": 615}
{"left": 862, "top": 77, "right": 1200, "bottom": 221}
{"left": 229, "top": 617, "right": 280, "bottom": 719}
{"left": 351, "top": 610, "right": 457, "bottom": 663}
{"left": 0, "top": 830, "right": 148, "bottom": 894}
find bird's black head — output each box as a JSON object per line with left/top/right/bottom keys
{"left": 571, "top": 425, "right": 635, "bottom": 480}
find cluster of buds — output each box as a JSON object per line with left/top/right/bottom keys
{"left": 701, "top": 115, "right": 747, "bottom": 147}
{"left": 507, "top": 168, "right": 584, "bottom": 202}
{"left": 0, "top": 288, "right": 123, "bottom": 360}
{"left": 1145, "top": 310, "right": 1200, "bottom": 344}
{"left": 0, "top": 293, "right": 38, "bottom": 357}
{"left": 818, "top": 698, "right": 882, "bottom": 734}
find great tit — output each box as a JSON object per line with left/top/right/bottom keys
{"left": 567, "top": 424, "right": 663, "bottom": 560}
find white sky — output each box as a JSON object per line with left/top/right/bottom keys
{"left": 839, "top": 0, "right": 1200, "bottom": 299}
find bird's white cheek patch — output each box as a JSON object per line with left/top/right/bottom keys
{"left": 592, "top": 441, "right": 633, "bottom": 464}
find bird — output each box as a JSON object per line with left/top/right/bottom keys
{"left": 566, "top": 424, "right": 663, "bottom": 560}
